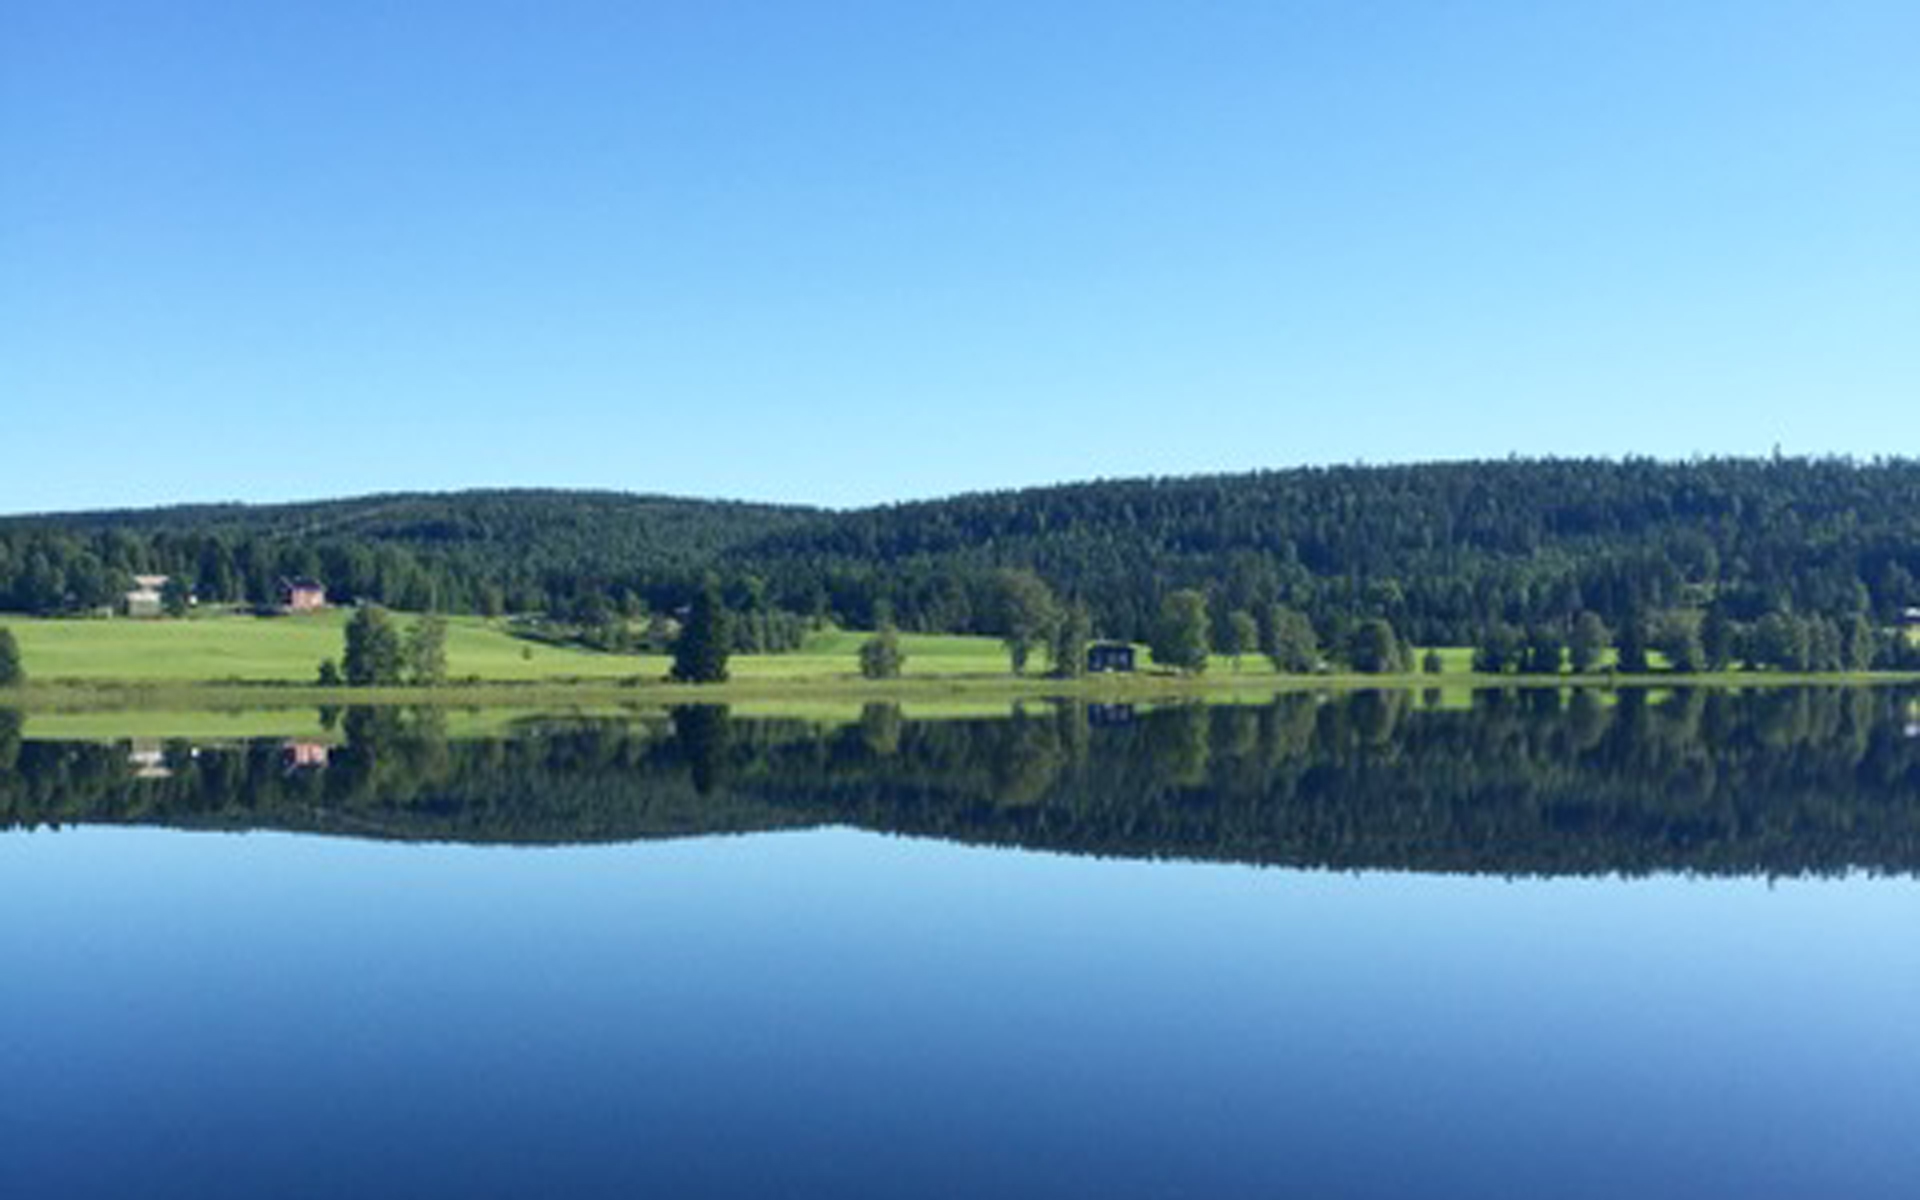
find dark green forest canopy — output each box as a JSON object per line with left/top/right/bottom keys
{"left": 5, "top": 458, "right": 1920, "bottom": 642}
{"left": 4, "top": 688, "right": 1920, "bottom": 877}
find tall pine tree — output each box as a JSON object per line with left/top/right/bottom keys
{"left": 672, "top": 577, "right": 732, "bottom": 683}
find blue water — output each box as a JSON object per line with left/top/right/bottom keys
{"left": 3, "top": 824, "right": 1915, "bottom": 1199}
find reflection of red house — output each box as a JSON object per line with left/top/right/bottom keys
{"left": 280, "top": 578, "right": 327, "bottom": 612}
{"left": 283, "top": 740, "right": 331, "bottom": 769}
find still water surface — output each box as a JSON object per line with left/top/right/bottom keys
{"left": 2, "top": 690, "right": 1917, "bottom": 1198}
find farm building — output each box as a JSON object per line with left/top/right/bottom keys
{"left": 1087, "top": 641, "right": 1136, "bottom": 673}
{"left": 1902, "top": 606, "right": 1920, "bottom": 628}
{"left": 279, "top": 578, "right": 328, "bottom": 612}
{"left": 123, "top": 575, "right": 169, "bottom": 618}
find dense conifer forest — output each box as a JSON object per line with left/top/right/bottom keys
{"left": 4, "top": 459, "right": 1920, "bottom": 665}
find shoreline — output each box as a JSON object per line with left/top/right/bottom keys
{"left": 5, "top": 668, "right": 1919, "bottom": 712}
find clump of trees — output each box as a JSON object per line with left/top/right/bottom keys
{"left": 335, "top": 607, "right": 449, "bottom": 686}
{"left": 1347, "top": 618, "right": 1407, "bottom": 674}
{"left": 1472, "top": 605, "right": 1918, "bottom": 675}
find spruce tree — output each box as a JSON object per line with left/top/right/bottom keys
{"left": 1615, "top": 612, "right": 1650, "bottom": 674}
{"left": 671, "top": 577, "right": 731, "bottom": 683}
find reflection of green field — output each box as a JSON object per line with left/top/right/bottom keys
{"left": 15, "top": 699, "right": 1057, "bottom": 741}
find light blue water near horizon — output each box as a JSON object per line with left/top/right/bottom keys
{"left": 3, "top": 824, "right": 1915, "bottom": 1199}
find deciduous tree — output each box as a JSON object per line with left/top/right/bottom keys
{"left": 858, "top": 623, "right": 905, "bottom": 679}
{"left": 1051, "top": 602, "right": 1092, "bottom": 679}
{"left": 1223, "top": 609, "right": 1258, "bottom": 672}
{"left": 343, "top": 605, "right": 404, "bottom": 686}
{"left": 1150, "top": 590, "right": 1210, "bottom": 674}
{"left": 0, "top": 627, "right": 22, "bottom": 686}
{"left": 1263, "top": 605, "right": 1318, "bottom": 673}
{"left": 407, "top": 614, "right": 449, "bottom": 685}
{"left": 993, "top": 570, "right": 1058, "bottom": 675}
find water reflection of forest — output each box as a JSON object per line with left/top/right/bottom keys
{"left": 4, "top": 688, "right": 1919, "bottom": 878}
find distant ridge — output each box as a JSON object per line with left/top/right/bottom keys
{"left": 4, "top": 457, "right": 1920, "bottom": 644}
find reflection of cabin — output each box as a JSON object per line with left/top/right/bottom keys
{"left": 282, "top": 740, "right": 331, "bottom": 769}
{"left": 124, "top": 575, "right": 169, "bottom": 618}
{"left": 1087, "top": 703, "right": 1136, "bottom": 727}
{"left": 127, "top": 741, "right": 172, "bottom": 779}
{"left": 280, "top": 578, "right": 327, "bottom": 612}
{"left": 1087, "top": 641, "right": 1136, "bottom": 673}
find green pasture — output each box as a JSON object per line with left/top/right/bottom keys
{"left": 3, "top": 611, "right": 645, "bottom": 683}
{"left": 1, "top": 613, "right": 1909, "bottom": 716}
{"left": 0, "top": 612, "right": 1037, "bottom": 685}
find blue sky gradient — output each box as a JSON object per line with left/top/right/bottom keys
{"left": 4, "top": 1, "right": 1915, "bottom": 513}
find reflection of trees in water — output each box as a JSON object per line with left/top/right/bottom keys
{"left": 671, "top": 705, "right": 731, "bottom": 796}
{"left": 3, "top": 689, "right": 1920, "bottom": 877}
{"left": 0, "top": 709, "right": 20, "bottom": 774}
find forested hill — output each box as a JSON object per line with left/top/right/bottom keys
{"left": 0, "top": 490, "right": 820, "bottom": 615}
{"left": 721, "top": 457, "right": 1920, "bottom": 643}
{"left": 5, "top": 458, "right": 1920, "bottom": 645}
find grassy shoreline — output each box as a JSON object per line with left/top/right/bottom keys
{"left": 3, "top": 612, "right": 1916, "bottom": 715}
{"left": 7, "top": 667, "right": 1919, "bottom": 713}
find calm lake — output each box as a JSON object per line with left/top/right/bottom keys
{"left": 3, "top": 689, "right": 1918, "bottom": 1198}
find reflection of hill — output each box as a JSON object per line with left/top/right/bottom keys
{"left": 4, "top": 690, "right": 1920, "bottom": 878}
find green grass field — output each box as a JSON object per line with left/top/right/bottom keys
{"left": 1, "top": 613, "right": 1910, "bottom": 719}
{"left": 0, "top": 612, "right": 1035, "bottom": 684}
{"left": 4, "top": 611, "right": 644, "bottom": 682}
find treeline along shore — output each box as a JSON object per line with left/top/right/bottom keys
{"left": 3, "top": 457, "right": 1920, "bottom": 685}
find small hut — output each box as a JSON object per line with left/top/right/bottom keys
{"left": 279, "top": 578, "right": 328, "bottom": 612}
{"left": 124, "top": 575, "right": 169, "bottom": 618}
{"left": 1087, "top": 641, "right": 1137, "bottom": 673}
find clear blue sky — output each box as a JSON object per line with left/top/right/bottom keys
{"left": 4, "top": 1, "right": 1915, "bottom": 514}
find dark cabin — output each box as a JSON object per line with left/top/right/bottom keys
{"left": 1087, "top": 641, "right": 1136, "bottom": 673}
